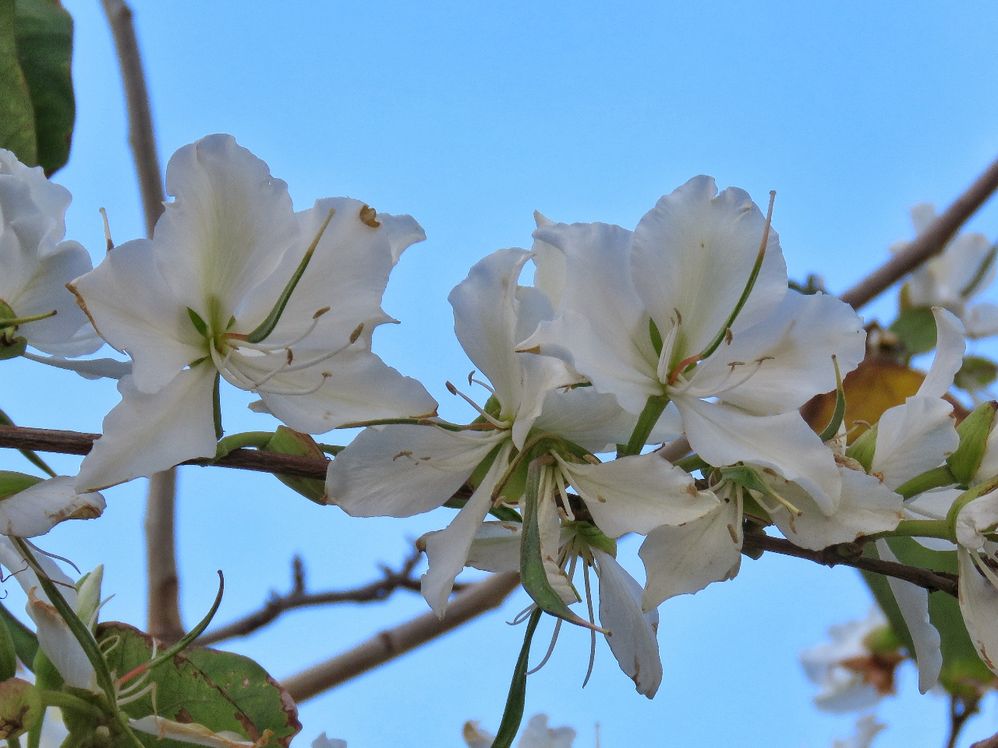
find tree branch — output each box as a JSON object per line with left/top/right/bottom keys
{"left": 840, "top": 156, "right": 998, "bottom": 310}
{"left": 101, "top": 0, "right": 181, "bottom": 643}
{"left": 197, "top": 548, "right": 462, "bottom": 646}
{"left": 742, "top": 531, "right": 959, "bottom": 597}
{"left": 281, "top": 571, "right": 520, "bottom": 702}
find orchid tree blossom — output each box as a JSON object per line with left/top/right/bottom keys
{"left": 0, "top": 149, "right": 100, "bottom": 362}
{"left": 521, "top": 176, "right": 866, "bottom": 513}
{"left": 70, "top": 135, "right": 435, "bottom": 490}
{"left": 327, "top": 247, "right": 717, "bottom": 618}
{"left": 894, "top": 204, "right": 998, "bottom": 338}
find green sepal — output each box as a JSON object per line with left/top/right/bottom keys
{"left": 946, "top": 401, "right": 997, "bottom": 484}
{"left": 816, "top": 355, "right": 846, "bottom": 443}
{"left": 491, "top": 609, "right": 541, "bottom": 748}
{"left": 263, "top": 427, "right": 327, "bottom": 504}
{"left": 648, "top": 318, "right": 663, "bottom": 357}
{"left": 0, "top": 603, "right": 36, "bottom": 671}
{"left": 847, "top": 425, "right": 878, "bottom": 472}
{"left": 185, "top": 307, "right": 208, "bottom": 338}
{"left": 566, "top": 521, "right": 616, "bottom": 557}
{"left": 519, "top": 459, "right": 591, "bottom": 629}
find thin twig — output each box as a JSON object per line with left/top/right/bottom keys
{"left": 198, "top": 549, "right": 465, "bottom": 646}
{"left": 281, "top": 571, "right": 520, "bottom": 702}
{"left": 972, "top": 734, "right": 998, "bottom": 748}
{"left": 946, "top": 693, "right": 980, "bottom": 748}
{"left": 840, "top": 156, "right": 998, "bottom": 310}
{"left": 101, "top": 0, "right": 180, "bottom": 642}
{"left": 742, "top": 532, "right": 958, "bottom": 597}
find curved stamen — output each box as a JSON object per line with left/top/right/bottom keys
{"left": 445, "top": 381, "right": 507, "bottom": 429}
{"left": 581, "top": 560, "right": 598, "bottom": 688}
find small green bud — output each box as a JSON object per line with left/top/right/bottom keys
{"left": 75, "top": 565, "right": 104, "bottom": 629}
{"left": 264, "top": 427, "right": 327, "bottom": 504}
{"left": 0, "top": 678, "right": 42, "bottom": 739}
{"left": 847, "top": 425, "right": 878, "bottom": 473}
{"left": 947, "top": 401, "right": 998, "bottom": 484}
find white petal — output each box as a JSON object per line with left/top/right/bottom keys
{"left": 21, "top": 352, "right": 131, "bottom": 380}
{"left": 955, "top": 492, "right": 998, "bottom": 550}
{"left": 27, "top": 588, "right": 97, "bottom": 692}
{"left": 0, "top": 476, "right": 105, "bottom": 537}
{"left": 326, "top": 425, "right": 506, "bottom": 517}
{"left": 156, "top": 135, "right": 298, "bottom": 320}
{"left": 957, "top": 547, "right": 998, "bottom": 674}
{"left": 964, "top": 302, "right": 998, "bottom": 339}
{"left": 676, "top": 397, "right": 842, "bottom": 513}
{"left": 523, "top": 221, "right": 660, "bottom": 415}
{"left": 76, "top": 366, "right": 218, "bottom": 491}
{"left": 916, "top": 307, "right": 965, "bottom": 399}
{"left": 70, "top": 238, "right": 204, "bottom": 393}
{"left": 630, "top": 176, "right": 788, "bottom": 357}
{"left": 420, "top": 446, "right": 511, "bottom": 617}
{"left": 559, "top": 453, "right": 719, "bottom": 537}
{"left": 875, "top": 539, "right": 941, "bottom": 692}
{"left": 465, "top": 522, "right": 522, "bottom": 573}
{"left": 687, "top": 291, "right": 865, "bottom": 413}
{"left": 517, "top": 714, "right": 576, "bottom": 748}
{"left": 872, "top": 397, "right": 957, "bottom": 490}
{"left": 259, "top": 350, "right": 437, "bottom": 433}
{"left": 594, "top": 549, "right": 662, "bottom": 698}
{"left": 768, "top": 470, "right": 902, "bottom": 551}
{"left": 640, "top": 498, "right": 742, "bottom": 609}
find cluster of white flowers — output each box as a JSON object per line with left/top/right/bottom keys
{"left": 4, "top": 133, "right": 998, "bottom": 744}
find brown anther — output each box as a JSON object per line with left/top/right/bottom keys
{"left": 359, "top": 205, "right": 381, "bottom": 228}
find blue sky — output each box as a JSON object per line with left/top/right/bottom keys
{"left": 7, "top": 2, "right": 998, "bottom": 745}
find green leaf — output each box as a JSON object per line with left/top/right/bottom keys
{"left": 889, "top": 306, "right": 937, "bottom": 356}
{"left": 863, "top": 538, "right": 993, "bottom": 697}
{"left": 491, "top": 609, "right": 541, "bottom": 748}
{"left": 0, "top": 470, "right": 42, "bottom": 499}
{"left": 12, "top": 0, "right": 75, "bottom": 174}
{"left": 0, "top": 615, "right": 17, "bottom": 682}
{"left": 0, "top": 602, "right": 36, "bottom": 670}
{"left": 96, "top": 623, "right": 301, "bottom": 747}
{"left": 955, "top": 355, "right": 998, "bottom": 392}
{"left": 0, "top": 1, "right": 36, "bottom": 165}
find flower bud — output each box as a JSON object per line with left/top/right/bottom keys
{"left": 947, "top": 401, "right": 998, "bottom": 484}
{"left": 0, "top": 678, "right": 42, "bottom": 739}
{"left": 264, "top": 427, "right": 327, "bottom": 504}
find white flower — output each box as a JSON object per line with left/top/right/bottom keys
{"left": 801, "top": 608, "right": 897, "bottom": 712}
{"left": 464, "top": 714, "right": 575, "bottom": 748}
{"left": 895, "top": 203, "right": 998, "bottom": 338}
{"left": 522, "top": 176, "right": 866, "bottom": 512}
{"left": 328, "top": 247, "right": 715, "bottom": 617}
{"left": 71, "top": 135, "right": 435, "bottom": 490}
{"left": 0, "top": 149, "right": 99, "bottom": 358}
{"left": 0, "top": 475, "right": 104, "bottom": 537}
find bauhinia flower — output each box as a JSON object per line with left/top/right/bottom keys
{"left": 70, "top": 135, "right": 435, "bottom": 490}
{"left": 327, "top": 247, "right": 716, "bottom": 618}
{"left": 522, "top": 176, "right": 866, "bottom": 513}
{"left": 894, "top": 203, "right": 998, "bottom": 338}
{"left": 0, "top": 149, "right": 99, "bottom": 360}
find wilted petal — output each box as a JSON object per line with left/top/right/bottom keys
{"left": 594, "top": 549, "right": 662, "bottom": 698}
{"left": 27, "top": 588, "right": 98, "bottom": 692}
{"left": 558, "top": 453, "right": 718, "bottom": 537}
{"left": 0, "top": 476, "right": 104, "bottom": 537}
{"left": 76, "top": 366, "right": 218, "bottom": 491}
{"left": 640, "top": 498, "right": 742, "bottom": 610}
{"left": 875, "top": 539, "right": 941, "bottom": 692}
{"left": 129, "top": 715, "right": 256, "bottom": 747}
{"left": 326, "top": 425, "right": 506, "bottom": 517}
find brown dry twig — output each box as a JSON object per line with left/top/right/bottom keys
{"left": 198, "top": 547, "right": 464, "bottom": 646}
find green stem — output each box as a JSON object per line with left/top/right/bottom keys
{"left": 38, "top": 690, "right": 105, "bottom": 720}
{"left": 888, "top": 519, "right": 953, "bottom": 541}
{"left": 215, "top": 431, "right": 274, "bottom": 458}
{"left": 676, "top": 454, "right": 709, "bottom": 473}
{"left": 946, "top": 474, "right": 998, "bottom": 538}
{"left": 0, "top": 311, "right": 58, "bottom": 327}
{"left": 895, "top": 465, "right": 957, "bottom": 499}
{"left": 620, "top": 394, "right": 669, "bottom": 457}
